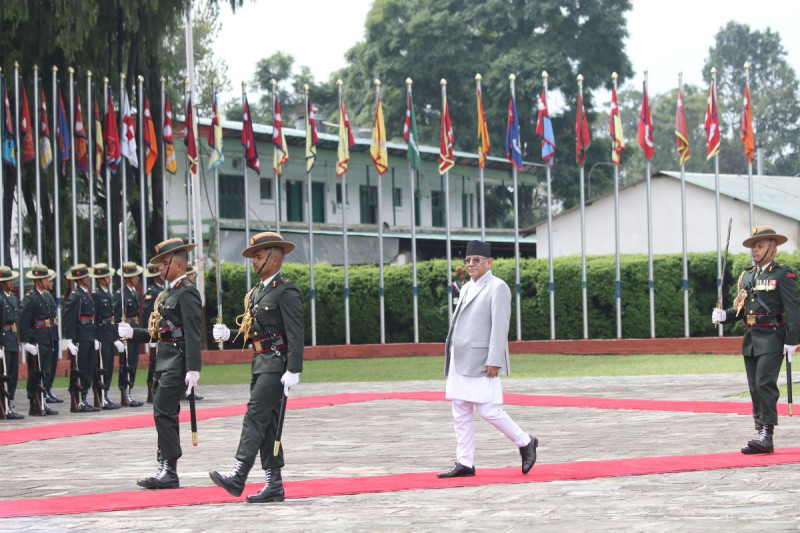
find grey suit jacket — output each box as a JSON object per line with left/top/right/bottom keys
{"left": 444, "top": 270, "right": 511, "bottom": 377}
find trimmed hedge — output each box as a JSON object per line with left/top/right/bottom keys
{"left": 203, "top": 252, "right": 800, "bottom": 346}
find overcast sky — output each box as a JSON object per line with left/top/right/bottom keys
{"left": 215, "top": 0, "right": 800, "bottom": 106}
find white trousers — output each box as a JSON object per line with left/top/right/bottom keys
{"left": 451, "top": 399, "right": 531, "bottom": 468}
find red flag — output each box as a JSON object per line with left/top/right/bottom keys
{"left": 39, "top": 89, "right": 53, "bottom": 172}
{"left": 741, "top": 83, "right": 755, "bottom": 164}
{"left": 241, "top": 95, "right": 260, "bottom": 174}
{"left": 143, "top": 96, "right": 158, "bottom": 174}
{"left": 272, "top": 94, "right": 288, "bottom": 174}
{"left": 704, "top": 80, "right": 720, "bottom": 159}
{"left": 93, "top": 97, "right": 103, "bottom": 174}
{"left": 575, "top": 91, "right": 591, "bottom": 166}
{"left": 20, "top": 83, "right": 35, "bottom": 165}
{"left": 637, "top": 82, "right": 654, "bottom": 160}
{"left": 184, "top": 99, "right": 198, "bottom": 176}
{"left": 675, "top": 88, "right": 690, "bottom": 165}
{"left": 439, "top": 97, "right": 454, "bottom": 175}
{"left": 163, "top": 96, "right": 177, "bottom": 174}
{"left": 104, "top": 92, "right": 121, "bottom": 174}
{"left": 74, "top": 94, "right": 89, "bottom": 172}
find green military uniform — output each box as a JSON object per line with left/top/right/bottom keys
{"left": 63, "top": 279, "right": 97, "bottom": 403}
{"left": 92, "top": 283, "right": 117, "bottom": 403}
{"left": 0, "top": 266, "right": 23, "bottom": 419}
{"left": 19, "top": 266, "right": 59, "bottom": 410}
{"left": 142, "top": 264, "right": 165, "bottom": 397}
{"left": 115, "top": 284, "right": 141, "bottom": 388}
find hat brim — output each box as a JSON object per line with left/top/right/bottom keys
{"left": 151, "top": 243, "right": 197, "bottom": 264}
{"left": 241, "top": 240, "right": 295, "bottom": 259}
{"left": 90, "top": 269, "right": 116, "bottom": 279}
{"left": 742, "top": 234, "right": 788, "bottom": 248}
{"left": 121, "top": 266, "right": 144, "bottom": 277}
{"left": 65, "top": 273, "right": 91, "bottom": 280}
{"left": 144, "top": 269, "right": 161, "bottom": 278}
{"left": 25, "top": 271, "right": 49, "bottom": 280}
{"left": 0, "top": 271, "right": 20, "bottom": 282}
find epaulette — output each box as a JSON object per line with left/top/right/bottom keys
{"left": 745, "top": 265, "right": 756, "bottom": 272}
{"left": 281, "top": 277, "right": 291, "bottom": 284}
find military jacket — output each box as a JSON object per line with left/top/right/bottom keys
{"left": 19, "top": 289, "right": 58, "bottom": 348}
{"left": 247, "top": 273, "right": 304, "bottom": 375}
{"left": 93, "top": 287, "right": 116, "bottom": 343}
{"left": 114, "top": 285, "right": 141, "bottom": 327}
{"left": 131, "top": 278, "right": 201, "bottom": 374}
{"left": 142, "top": 282, "right": 164, "bottom": 330}
{"left": 0, "top": 291, "right": 20, "bottom": 352}
{"left": 725, "top": 262, "right": 800, "bottom": 357}
{"left": 63, "top": 285, "right": 96, "bottom": 342}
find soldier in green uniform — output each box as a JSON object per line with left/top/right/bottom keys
{"left": 118, "top": 238, "right": 202, "bottom": 489}
{"left": 42, "top": 268, "right": 62, "bottom": 404}
{"left": 209, "top": 231, "right": 303, "bottom": 503}
{"left": 0, "top": 266, "right": 24, "bottom": 419}
{"left": 63, "top": 264, "right": 100, "bottom": 413}
{"left": 142, "top": 262, "right": 165, "bottom": 402}
{"left": 114, "top": 262, "right": 144, "bottom": 407}
{"left": 91, "top": 264, "right": 121, "bottom": 410}
{"left": 712, "top": 226, "right": 800, "bottom": 454}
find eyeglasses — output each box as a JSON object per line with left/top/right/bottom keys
{"left": 463, "top": 257, "right": 487, "bottom": 265}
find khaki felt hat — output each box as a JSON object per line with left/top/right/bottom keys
{"left": 25, "top": 264, "right": 51, "bottom": 280}
{"left": 241, "top": 231, "right": 295, "bottom": 259}
{"left": 742, "top": 225, "right": 788, "bottom": 248}
{"left": 150, "top": 238, "right": 196, "bottom": 264}
{"left": 119, "top": 261, "right": 144, "bottom": 278}
{"left": 65, "top": 264, "right": 93, "bottom": 280}
{"left": 0, "top": 266, "right": 19, "bottom": 282}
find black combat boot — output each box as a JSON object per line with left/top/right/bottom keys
{"left": 743, "top": 424, "right": 774, "bottom": 454}
{"left": 137, "top": 459, "right": 179, "bottom": 489}
{"left": 47, "top": 390, "right": 64, "bottom": 403}
{"left": 246, "top": 468, "right": 285, "bottom": 503}
{"left": 126, "top": 386, "right": 143, "bottom": 407}
{"left": 6, "top": 401, "right": 24, "bottom": 420}
{"left": 102, "top": 392, "right": 120, "bottom": 410}
{"left": 42, "top": 400, "right": 59, "bottom": 415}
{"left": 209, "top": 460, "right": 251, "bottom": 497}
{"left": 78, "top": 393, "right": 99, "bottom": 412}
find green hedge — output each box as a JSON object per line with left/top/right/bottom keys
{"left": 203, "top": 252, "right": 800, "bottom": 345}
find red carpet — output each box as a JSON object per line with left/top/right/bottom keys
{"left": 2, "top": 448, "right": 800, "bottom": 518}
{"left": 0, "top": 392, "right": 769, "bottom": 446}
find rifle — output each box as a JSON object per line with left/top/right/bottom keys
{"left": 146, "top": 343, "right": 156, "bottom": 403}
{"left": 214, "top": 216, "right": 224, "bottom": 350}
{"left": 68, "top": 342, "right": 83, "bottom": 413}
{"left": 29, "top": 348, "right": 46, "bottom": 416}
{"left": 118, "top": 222, "right": 131, "bottom": 406}
{"left": 273, "top": 391, "right": 287, "bottom": 456}
{"left": 714, "top": 218, "right": 733, "bottom": 326}
{"left": 787, "top": 351, "right": 794, "bottom": 417}
{"left": 0, "top": 348, "right": 9, "bottom": 419}
{"left": 93, "top": 343, "right": 107, "bottom": 408}
{"left": 189, "top": 387, "right": 198, "bottom": 446}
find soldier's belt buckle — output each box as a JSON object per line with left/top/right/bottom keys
{"left": 745, "top": 315, "right": 757, "bottom": 325}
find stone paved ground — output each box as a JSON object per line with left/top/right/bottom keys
{"left": 2, "top": 373, "right": 800, "bottom": 532}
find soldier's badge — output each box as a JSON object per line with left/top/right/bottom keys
{"left": 282, "top": 277, "right": 291, "bottom": 283}
{"left": 787, "top": 272, "right": 796, "bottom": 278}
{"left": 145, "top": 294, "right": 153, "bottom": 299}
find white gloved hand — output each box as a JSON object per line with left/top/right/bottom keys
{"left": 711, "top": 308, "right": 726, "bottom": 323}
{"left": 114, "top": 340, "right": 125, "bottom": 353}
{"left": 23, "top": 343, "right": 39, "bottom": 356}
{"left": 118, "top": 322, "right": 134, "bottom": 339}
{"left": 149, "top": 342, "right": 157, "bottom": 349}
{"left": 212, "top": 324, "right": 231, "bottom": 342}
{"left": 185, "top": 370, "right": 200, "bottom": 395}
{"left": 281, "top": 371, "right": 300, "bottom": 396}
{"left": 94, "top": 339, "right": 101, "bottom": 350}
{"left": 785, "top": 344, "right": 796, "bottom": 363}
{"left": 65, "top": 339, "right": 78, "bottom": 356}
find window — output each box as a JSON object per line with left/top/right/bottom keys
{"left": 219, "top": 174, "right": 245, "bottom": 218}
{"left": 431, "top": 190, "right": 444, "bottom": 227}
{"left": 260, "top": 178, "right": 273, "bottom": 200}
{"left": 360, "top": 185, "right": 377, "bottom": 224}
{"left": 392, "top": 187, "right": 402, "bottom": 207}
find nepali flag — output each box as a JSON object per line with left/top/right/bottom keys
{"left": 704, "top": 80, "right": 720, "bottom": 160}
{"left": 438, "top": 96, "right": 454, "bottom": 175}
{"left": 675, "top": 88, "right": 691, "bottom": 165}
{"left": 105, "top": 92, "right": 121, "bottom": 174}
{"left": 20, "top": 82, "right": 35, "bottom": 165}
{"left": 241, "top": 95, "right": 259, "bottom": 174}
{"left": 184, "top": 98, "right": 198, "bottom": 176}
{"left": 575, "top": 91, "right": 591, "bottom": 166}
{"left": 306, "top": 98, "right": 318, "bottom": 172}
{"left": 637, "top": 82, "right": 654, "bottom": 160}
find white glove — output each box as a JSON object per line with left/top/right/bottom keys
{"left": 118, "top": 322, "right": 134, "bottom": 339}
{"left": 65, "top": 339, "right": 78, "bottom": 356}
{"left": 785, "top": 344, "right": 796, "bottom": 363}
{"left": 212, "top": 324, "right": 231, "bottom": 342}
{"left": 711, "top": 308, "right": 726, "bottom": 323}
{"left": 23, "top": 343, "right": 39, "bottom": 356}
{"left": 185, "top": 370, "right": 200, "bottom": 395}
{"left": 94, "top": 339, "right": 101, "bottom": 350}
{"left": 114, "top": 340, "right": 125, "bottom": 352}
{"left": 148, "top": 342, "right": 157, "bottom": 349}
{"left": 281, "top": 371, "right": 299, "bottom": 396}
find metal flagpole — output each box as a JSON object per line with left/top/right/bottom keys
{"left": 578, "top": 74, "right": 588, "bottom": 339}
{"left": 476, "top": 74, "right": 486, "bottom": 241}
{"left": 137, "top": 75, "right": 146, "bottom": 292}
{"left": 0, "top": 68, "right": 4, "bottom": 266}
{"left": 120, "top": 74, "right": 128, "bottom": 262}
{"left": 87, "top": 71, "right": 96, "bottom": 273}
{"left": 678, "top": 72, "right": 690, "bottom": 337}
{"left": 644, "top": 70, "right": 655, "bottom": 339}
{"left": 745, "top": 62, "right": 754, "bottom": 230}
{"left": 375, "top": 79, "right": 385, "bottom": 344}
{"left": 34, "top": 65, "right": 42, "bottom": 261}
{"left": 161, "top": 77, "right": 167, "bottom": 241}
{"left": 14, "top": 62, "right": 24, "bottom": 299}
{"left": 270, "top": 79, "right": 280, "bottom": 234}
{"left": 338, "top": 80, "right": 350, "bottom": 345}
{"left": 612, "top": 72, "right": 622, "bottom": 339}
{"left": 541, "top": 72, "right": 553, "bottom": 340}
{"left": 442, "top": 79, "right": 453, "bottom": 324}
{"left": 52, "top": 66, "right": 63, "bottom": 340}
{"left": 242, "top": 82, "right": 251, "bottom": 292}
{"left": 712, "top": 67, "right": 722, "bottom": 337}
{"left": 304, "top": 84, "right": 316, "bottom": 345}
{"left": 104, "top": 78, "right": 112, "bottom": 270}
{"left": 407, "top": 78, "right": 419, "bottom": 343}
{"left": 69, "top": 67, "right": 78, "bottom": 263}
{"left": 184, "top": 79, "right": 192, "bottom": 250}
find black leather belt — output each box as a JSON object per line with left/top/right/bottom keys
{"left": 99, "top": 317, "right": 115, "bottom": 326}
{"left": 79, "top": 315, "right": 93, "bottom": 325}
{"left": 253, "top": 335, "right": 287, "bottom": 355}
{"left": 34, "top": 318, "right": 52, "bottom": 329}
{"left": 158, "top": 326, "right": 184, "bottom": 341}
{"left": 2, "top": 323, "right": 16, "bottom": 333}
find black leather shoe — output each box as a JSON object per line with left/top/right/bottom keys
{"left": 102, "top": 396, "right": 121, "bottom": 410}
{"left": 437, "top": 462, "right": 475, "bottom": 478}
{"left": 137, "top": 460, "right": 179, "bottom": 489}
{"left": 43, "top": 404, "right": 59, "bottom": 416}
{"left": 744, "top": 424, "right": 774, "bottom": 454}
{"left": 6, "top": 408, "right": 24, "bottom": 420}
{"left": 520, "top": 435, "right": 538, "bottom": 474}
{"left": 246, "top": 468, "right": 285, "bottom": 503}
{"left": 209, "top": 460, "right": 251, "bottom": 497}
{"left": 47, "top": 391, "right": 64, "bottom": 403}
{"left": 77, "top": 401, "right": 96, "bottom": 413}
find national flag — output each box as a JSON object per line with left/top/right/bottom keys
{"left": 505, "top": 93, "right": 523, "bottom": 170}
{"left": 477, "top": 86, "right": 490, "bottom": 169}
{"left": 74, "top": 94, "right": 89, "bottom": 173}
{"left": 184, "top": 98, "right": 198, "bottom": 176}
{"left": 741, "top": 83, "right": 755, "bottom": 164}
{"left": 120, "top": 89, "right": 138, "bottom": 167}
{"left": 370, "top": 96, "right": 388, "bottom": 175}
{"left": 336, "top": 99, "right": 355, "bottom": 177}
{"left": 207, "top": 91, "right": 223, "bottom": 171}
{"left": 39, "top": 89, "right": 53, "bottom": 172}
{"left": 241, "top": 95, "right": 259, "bottom": 174}
{"left": 637, "top": 82, "right": 654, "bottom": 160}
{"left": 403, "top": 90, "right": 420, "bottom": 170}
{"left": 704, "top": 80, "right": 720, "bottom": 160}
{"left": 1, "top": 81, "right": 16, "bottom": 166}
{"left": 305, "top": 99, "right": 319, "bottom": 172}
{"left": 575, "top": 91, "right": 591, "bottom": 166}
{"left": 536, "top": 88, "right": 555, "bottom": 169}
{"left": 610, "top": 87, "right": 625, "bottom": 165}
{"left": 439, "top": 96, "right": 454, "bottom": 175}
{"left": 93, "top": 96, "right": 103, "bottom": 174}
{"left": 272, "top": 93, "right": 288, "bottom": 176}
{"left": 56, "top": 91, "right": 71, "bottom": 175}
{"left": 143, "top": 96, "right": 158, "bottom": 175}
{"left": 104, "top": 92, "right": 121, "bottom": 174}
{"left": 20, "top": 82, "right": 35, "bottom": 165}
{"left": 675, "top": 88, "right": 690, "bottom": 165}
{"left": 163, "top": 96, "right": 177, "bottom": 174}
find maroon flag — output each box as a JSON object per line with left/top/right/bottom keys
{"left": 637, "top": 82, "right": 654, "bottom": 160}
{"left": 184, "top": 99, "right": 198, "bottom": 176}
{"left": 704, "top": 80, "right": 720, "bottom": 159}
{"left": 74, "top": 94, "right": 89, "bottom": 172}
{"left": 20, "top": 82, "right": 35, "bottom": 165}
{"left": 105, "top": 92, "right": 121, "bottom": 174}
{"left": 575, "top": 91, "right": 591, "bottom": 166}
{"left": 241, "top": 95, "right": 260, "bottom": 174}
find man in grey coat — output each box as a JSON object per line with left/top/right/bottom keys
{"left": 438, "top": 240, "right": 537, "bottom": 478}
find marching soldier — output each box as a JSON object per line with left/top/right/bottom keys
{"left": 119, "top": 238, "right": 202, "bottom": 490}
{"left": 63, "top": 264, "right": 100, "bottom": 412}
{"left": 142, "top": 262, "right": 164, "bottom": 403}
{"left": 42, "top": 268, "right": 62, "bottom": 404}
{"left": 209, "top": 231, "right": 304, "bottom": 503}
{"left": 92, "top": 264, "right": 121, "bottom": 410}
{"left": 0, "top": 266, "right": 24, "bottom": 419}
{"left": 114, "top": 262, "right": 144, "bottom": 407}
{"left": 19, "top": 264, "right": 59, "bottom": 415}
{"left": 712, "top": 226, "right": 800, "bottom": 454}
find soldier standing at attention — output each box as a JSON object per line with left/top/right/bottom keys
{"left": 92, "top": 264, "right": 121, "bottom": 410}
{"left": 63, "top": 264, "right": 100, "bottom": 413}
{"left": 142, "top": 262, "right": 165, "bottom": 402}
{"left": 712, "top": 226, "right": 800, "bottom": 454}
{"left": 0, "top": 266, "right": 24, "bottom": 419}
{"left": 115, "top": 262, "right": 144, "bottom": 407}
{"left": 209, "top": 232, "right": 303, "bottom": 503}
{"left": 42, "top": 269, "right": 62, "bottom": 404}
{"left": 119, "top": 238, "right": 202, "bottom": 489}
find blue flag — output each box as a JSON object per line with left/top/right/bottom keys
{"left": 1, "top": 80, "right": 16, "bottom": 167}
{"left": 505, "top": 93, "right": 523, "bottom": 170}
{"left": 56, "top": 91, "right": 71, "bottom": 176}
{"left": 536, "top": 88, "right": 555, "bottom": 168}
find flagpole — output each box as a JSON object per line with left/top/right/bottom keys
{"left": 184, "top": 78, "right": 192, "bottom": 250}
{"left": 120, "top": 74, "right": 128, "bottom": 262}
{"left": 476, "top": 74, "right": 486, "bottom": 241}
{"left": 52, "top": 66, "right": 63, "bottom": 341}
{"left": 510, "top": 73, "right": 524, "bottom": 340}
{"left": 14, "top": 62, "right": 24, "bottom": 297}
{"left": 678, "top": 72, "right": 690, "bottom": 338}
{"left": 87, "top": 71, "right": 96, "bottom": 274}
{"left": 374, "top": 79, "right": 386, "bottom": 344}
{"left": 644, "top": 70, "right": 655, "bottom": 339}
{"left": 612, "top": 72, "right": 622, "bottom": 339}
{"left": 270, "top": 79, "right": 280, "bottom": 234}
{"left": 407, "top": 78, "right": 419, "bottom": 343}
{"left": 711, "top": 66, "right": 722, "bottom": 337}
{"left": 68, "top": 66, "right": 78, "bottom": 264}
{"left": 442, "top": 79, "right": 453, "bottom": 324}
{"left": 745, "top": 62, "right": 754, "bottom": 230}
{"left": 578, "top": 74, "right": 588, "bottom": 339}
{"left": 160, "top": 77, "right": 167, "bottom": 241}
{"left": 541, "top": 72, "right": 553, "bottom": 340}
{"left": 242, "top": 82, "right": 251, "bottom": 293}
{"left": 34, "top": 65, "right": 42, "bottom": 261}
{"left": 104, "top": 77, "right": 113, "bottom": 272}
{"left": 212, "top": 80, "right": 222, "bottom": 325}
{"left": 0, "top": 68, "right": 5, "bottom": 266}
{"left": 338, "top": 79, "right": 350, "bottom": 345}
{"left": 304, "top": 84, "right": 316, "bottom": 345}
{"left": 137, "top": 75, "right": 147, "bottom": 291}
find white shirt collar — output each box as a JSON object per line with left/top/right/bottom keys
{"left": 260, "top": 271, "right": 280, "bottom": 289}
{"left": 166, "top": 274, "right": 187, "bottom": 289}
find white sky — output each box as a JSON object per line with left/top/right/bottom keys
{"left": 216, "top": 0, "right": 800, "bottom": 105}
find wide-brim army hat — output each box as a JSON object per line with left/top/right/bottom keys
{"left": 66, "top": 264, "right": 93, "bottom": 280}
{"left": 185, "top": 264, "right": 196, "bottom": 275}
{"left": 0, "top": 266, "right": 19, "bottom": 282}
{"left": 241, "top": 231, "right": 295, "bottom": 258}
{"left": 119, "top": 261, "right": 144, "bottom": 278}
{"left": 25, "top": 264, "right": 51, "bottom": 280}
{"left": 150, "top": 238, "right": 196, "bottom": 264}
{"left": 47, "top": 269, "right": 56, "bottom": 281}
{"left": 144, "top": 262, "right": 161, "bottom": 278}
{"left": 90, "top": 263, "right": 115, "bottom": 278}
{"left": 742, "top": 226, "right": 788, "bottom": 248}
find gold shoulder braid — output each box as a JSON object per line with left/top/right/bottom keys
{"left": 148, "top": 290, "right": 168, "bottom": 341}
{"left": 234, "top": 285, "right": 258, "bottom": 345}
{"left": 733, "top": 269, "right": 748, "bottom": 317}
